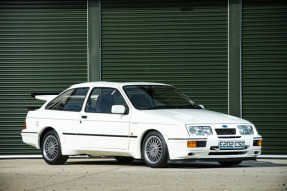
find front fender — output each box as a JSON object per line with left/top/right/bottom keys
{"left": 129, "top": 123, "right": 184, "bottom": 159}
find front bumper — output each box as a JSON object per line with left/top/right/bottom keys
{"left": 167, "top": 136, "right": 262, "bottom": 161}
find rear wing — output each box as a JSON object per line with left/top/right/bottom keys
{"left": 28, "top": 93, "right": 59, "bottom": 111}
{"left": 31, "top": 93, "right": 59, "bottom": 101}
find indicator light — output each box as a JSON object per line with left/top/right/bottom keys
{"left": 187, "top": 141, "right": 197, "bottom": 148}
{"left": 258, "top": 140, "right": 262, "bottom": 146}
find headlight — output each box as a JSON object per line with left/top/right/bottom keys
{"left": 237, "top": 125, "right": 254, "bottom": 135}
{"left": 187, "top": 126, "right": 213, "bottom": 136}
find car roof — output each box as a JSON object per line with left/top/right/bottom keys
{"left": 69, "top": 81, "right": 172, "bottom": 89}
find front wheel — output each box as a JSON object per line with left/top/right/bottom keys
{"left": 142, "top": 131, "right": 169, "bottom": 168}
{"left": 219, "top": 161, "right": 242, "bottom": 167}
{"left": 41, "top": 130, "right": 68, "bottom": 165}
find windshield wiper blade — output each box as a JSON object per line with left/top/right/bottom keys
{"left": 146, "top": 105, "right": 202, "bottom": 110}
{"left": 146, "top": 106, "right": 176, "bottom": 110}
{"left": 177, "top": 105, "right": 202, "bottom": 109}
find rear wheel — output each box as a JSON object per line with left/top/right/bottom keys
{"left": 142, "top": 131, "right": 169, "bottom": 168}
{"left": 42, "top": 130, "right": 68, "bottom": 165}
{"left": 114, "top": 156, "right": 135, "bottom": 163}
{"left": 219, "top": 161, "right": 242, "bottom": 167}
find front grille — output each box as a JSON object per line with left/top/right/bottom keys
{"left": 215, "top": 128, "right": 236, "bottom": 135}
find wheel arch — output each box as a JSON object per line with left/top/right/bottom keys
{"left": 40, "top": 127, "right": 69, "bottom": 165}
{"left": 140, "top": 129, "right": 170, "bottom": 167}
{"left": 38, "top": 127, "right": 56, "bottom": 149}
{"left": 140, "top": 129, "right": 160, "bottom": 153}
{"left": 137, "top": 129, "right": 169, "bottom": 159}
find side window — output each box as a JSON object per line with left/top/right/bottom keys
{"left": 46, "top": 88, "right": 89, "bottom": 112}
{"left": 85, "top": 87, "right": 127, "bottom": 113}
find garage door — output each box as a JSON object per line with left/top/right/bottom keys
{"left": 101, "top": 0, "right": 228, "bottom": 113}
{"left": 242, "top": 0, "right": 287, "bottom": 154}
{"left": 0, "top": 0, "right": 87, "bottom": 155}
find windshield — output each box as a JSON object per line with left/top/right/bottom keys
{"left": 123, "top": 85, "right": 201, "bottom": 110}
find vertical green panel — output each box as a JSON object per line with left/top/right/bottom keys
{"left": 101, "top": 0, "right": 228, "bottom": 113}
{"left": 0, "top": 0, "right": 87, "bottom": 155}
{"left": 228, "top": 0, "right": 242, "bottom": 118}
{"left": 88, "top": 0, "right": 101, "bottom": 82}
{"left": 242, "top": 0, "right": 287, "bottom": 154}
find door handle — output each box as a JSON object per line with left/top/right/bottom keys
{"left": 81, "top": 115, "right": 87, "bottom": 119}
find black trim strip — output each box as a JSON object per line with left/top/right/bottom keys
{"left": 168, "top": 138, "right": 207, "bottom": 141}
{"left": 218, "top": 136, "right": 241, "bottom": 139}
{"left": 63, "top": 133, "right": 137, "bottom": 138}
{"left": 78, "top": 133, "right": 128, "bottom": 138}
{"left": 63, "top": 133, "right": 77, "bottom": 136}
{"left": 21, "top": 132, "right": 38, "bottom": 134}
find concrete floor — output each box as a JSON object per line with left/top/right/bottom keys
{"left": 0, "top": 158, "right": 286, "bottom": 191}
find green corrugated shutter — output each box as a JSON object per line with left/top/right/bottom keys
{"left": 0, "top": 0, "right": 87, "bottom": 155}
{"left": 242, "top": 0, "right": 287, "bottom": 154}
{"left": 101, "top": 0, "right": 228, "bottom": 113}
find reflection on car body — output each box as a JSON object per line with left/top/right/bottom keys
{"left": 22, "top": 82, "right": 262, "bottom": 168}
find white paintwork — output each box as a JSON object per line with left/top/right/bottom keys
{"left": 77, "top": 112, "right": 130, "bottom": 150}
{"left": 111, "top": 105, "right": 126, "bottom": 114}
{"left": 22, "top": 82, "right": 262, "bottom": 162}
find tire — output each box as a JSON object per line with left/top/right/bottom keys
{"left": 41, "top": 130, "right": 69, "bottom": 165}
{"left": 219, "top": 161, "right": 242, "bottom": 167}
{"left": 114, "top": 156, "right": 135, "bottom": 163}
{"left": 142, "top": 131, "right": 169, "bottom": 168}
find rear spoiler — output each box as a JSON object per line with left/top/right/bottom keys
{"left": 31, "top": 92, "right": 59, "bottom": 101}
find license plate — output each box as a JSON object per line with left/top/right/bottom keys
{"left": 219, "top": 140, "right": 245, "bottom": 149}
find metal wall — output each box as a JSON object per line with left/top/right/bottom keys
{"left": 242, "top": 0, "right": 287, "bottom": 154}
{"left": 0, "top": 0, "right": 87, "bottom": 155}
{"left": 101, "top": 0, "right": 228, "bottom": 113}
{"left": 0, "top": 0, "right": 286, "bottom": 155}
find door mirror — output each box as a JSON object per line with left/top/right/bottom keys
{"left": 111, "top": 105, "right": 126, "bottom": 114}
{"left": 199, "top": 105, "right": 205, "bottom": 109}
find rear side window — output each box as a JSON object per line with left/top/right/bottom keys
{"left": 46, "top": 88, "right": 89, "bottom": 112}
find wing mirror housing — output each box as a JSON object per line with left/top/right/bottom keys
{"left": 111, "top": 105, "right": 127, "bottom": 114}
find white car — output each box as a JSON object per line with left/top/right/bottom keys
{"left": 22, "top": 82, "right": 262, "bottom": 168}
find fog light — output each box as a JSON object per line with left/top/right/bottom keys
{"left": 187, "top": 141, "right": 197, "bottom": 148}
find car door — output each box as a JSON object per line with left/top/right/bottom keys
{"left": 44, "top": 87, "right": 89, "bottom": 147}
{"left": 77, "top": 87, "right": 131, "bottom": 150}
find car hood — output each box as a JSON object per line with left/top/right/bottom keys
{"left": 131, "top": 109, "right": 251, "bottom": 125}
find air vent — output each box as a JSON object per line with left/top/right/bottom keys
{"left": 215, "top": 129, "right": 236, "bottom": 135}
{"left": 208, "top": 152, "right": 246, "bottom": 155}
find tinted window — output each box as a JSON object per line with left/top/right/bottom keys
{"left": 123, "top": 85, "right": 200, "bottom": 110}
{"left": 85, "top": 87, "right": 127, "bottom": 113}
{"left": 46, "top": 88, "right": 89, "bottom": 112}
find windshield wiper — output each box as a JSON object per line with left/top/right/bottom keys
{"left": 146, "top": 105, "right": 202, "bottom": 110}
{"left": 146, "top": 106, "right": 176, "bottom": 110}
{"left": 177, "top": 105, "right": 202, "bottom": 109}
